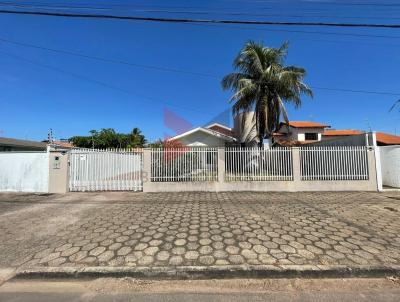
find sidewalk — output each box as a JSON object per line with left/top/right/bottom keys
{"left": 0, "top": 191, "right": 399, "bottom": 279}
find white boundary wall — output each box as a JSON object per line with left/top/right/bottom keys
{"left": 379, "top": 146, "right": 400, "bottom": 188}
{"left": 143, "top": 147, "right": 378, "bottom": 192}
{"left": 0, "top": 152, "right": 49, "bottom": 192}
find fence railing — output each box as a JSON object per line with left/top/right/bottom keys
{"left": 225, "top": 147, "right": 293, "bottom": 181}
{"left": 300, "top": 146, "right": 369, "bottom": 181}
{"left": 69, "top": 148, "right": 143, "bottom": 191}
{"left": 151, "top": 147, "right": 218, "bottom": 182}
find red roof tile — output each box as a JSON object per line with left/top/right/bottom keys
{"left": 376, "top": 132, "right": 400, "bottom": 145}
{"left": 275, "top": 140, "right": 317, "bottom": 147}
{"left": 286, "top": 121, "right": 330, "bottom": 128}
{"left": 52, "top": 141, "right": 74, "bottom": 148}
{"left": 323, "top": 130, "right": 364, "bottom": 136}
{"left": 207, "top": 124, "right": 235, "bottom": 138}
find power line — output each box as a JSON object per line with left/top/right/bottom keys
{"left": 1, "top": 9, "right": 400, "bottom": 28}
{"left": 2, "top": 37, "right": 399, "bottom": 97}
{"left": 0, "top": 37, "right": 218, "bottom": 78}
{"left": 311, "top": 86, "right": 400, "bottom": 96}
{"left": 3, "top": 4, "right": 400, "bottom": 38}
{"left": 0, "top": 50, "right": 210, "bottom": 114}
{"left": 1, "top": 2, "right": 400, "bottom": 20}
{"left": 189, "top": 22, "right": 400, "bottom": 40}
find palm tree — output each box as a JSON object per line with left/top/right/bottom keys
{"left": 222, "top": 41, "right": 313, "bottom": 146}
{"left": 127, "top": 128, "right": 146, "bottom": 148}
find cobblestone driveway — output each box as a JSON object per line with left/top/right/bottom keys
{"left": 1, "top": 192, "right": 399, "bottom": 270}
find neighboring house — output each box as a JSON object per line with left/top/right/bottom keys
{"left": 321, "top": 130, "right": 400, "bottom": 146}
{"left": 167, "top": 123, "right": 236, "bottom": 147}
{"left": 374, "top": 132, "right": 400, "bottom": 146}
{"left": 322, "top": 129, "right": 365, "bottom": 140}
{"left": 274, "top": 121, "right": 330, "bottom": 146}
{"left": 0, "top": 137, "right": 47, "bottom": 152}
{"left": 44, "top": 140, "right": 74, "bottom": 150}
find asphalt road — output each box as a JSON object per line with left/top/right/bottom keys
{"left": 1, "top": 278, "right": 399, "bottom": 302}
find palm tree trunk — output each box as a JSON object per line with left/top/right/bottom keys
{"left": 258, "top": 134, "right": 264, "bottom": 148}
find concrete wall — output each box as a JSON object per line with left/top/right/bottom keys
{"left": 143, "top": 148, "right": 378, "bottom": 192}
{"left": 379, "top": 146, "right": 400, "bottom": 188}
{"left": 0, "top": 152, "right": 49, "bottom": 192}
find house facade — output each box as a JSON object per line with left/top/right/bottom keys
{"left": 167, "top": 123, "right": 236, "bottom": 147}
{"left": 274, "top": 121, "right": 330, "bottom": 146}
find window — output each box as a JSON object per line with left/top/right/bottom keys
{"left": 305, "top": 133, "right": 318, "bottom": 141}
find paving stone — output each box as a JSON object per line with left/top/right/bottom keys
{"left": 213, "top": 250, "right": 228, "bottom": 259}
{"left": 174, "top": 239, "right": 186, "bottom": 246}
{"left": 117, "top": 247, "right": 132, "bottom": 256}
{"left": 2, "top": 191, "right": 400, "bottom": 272}
{"left": 241, "top": 249, "right": 257, "bottom": 259}
{"left": 226, "top": 245, "right": 240, "bottom": 254}
{"left": 253, "top": 244, "right": 269, "bottom": 254}
{"left": 69, "top": 251, "right": 87, "bottom": 262}
{"left": 172, "top": 247, "right": 186, "bottom": 255}
{"left": 89, "top": 246, "right": 106, "bottom": 257}
{"left": 199, "top": 238, "right": 212, "bottom": 245}
{"left": 199, "top": 255, "right": 215, "bottom": 265}
{"left": 199, "top": 246, "right": 213, "bottom": 255}
{"left": 138, "top": 256, "right": 153, "bottom": 266}
{"left": 169, "top": 256, "right": 183, "bottom": 266}
{"left": 185, "top": 251, "right": 199, "bottom": 260}
{"left": 61, "top": 246, "right": 80, "bottom": 257}
{"left": 55, "top": 243, "right": 72, "bottom": 252}
{"left": 229, "top": 255, "right": 245, "bottom": 264}
{"left": 134, "top": 243, "right": 148, "bottom": 251}
{"left": 98, "top": 251, "right": 114, "bottom": 262}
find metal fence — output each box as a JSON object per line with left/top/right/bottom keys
{"left": 69, "top": 148, "right": 143, "bottom": 191}
{"left": 300, "top": 146, "right": 369, "bottom": 181}
{"left": 225, "top": 147, "right": 293, "bottom": 181}
{"left": 151, "top": 147, "right": 218, "bottom": 182}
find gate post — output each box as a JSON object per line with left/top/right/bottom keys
{"left": 217, "top": 147, "right": 225, "bottom": 185}
{"left": 48, "top": 150, "right": 70, "bottom": 193}
{"left": 292, "top": 147, "right": 301, "bottom": 183}
{"left": 142, "top": 148, "right": 151, "bottom": 192}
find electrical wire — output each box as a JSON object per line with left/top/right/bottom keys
{"left": 1, "top": 37, "right": 399, "bottom": 97}
{"left": 0, "top": 9, "right": 400, "bottom": 28}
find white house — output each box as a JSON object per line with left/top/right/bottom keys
{"left": 167, "top": 123, "right": 236, "bottom": 147}
{"left": 274, "top": 121, "right": 330, "bottom": 146}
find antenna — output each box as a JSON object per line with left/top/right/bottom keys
{"left": 364, "top": 119, "right": 372, "bottom": 132}
{"left": 48, "top": 128, "right": 54, "bottom": 143}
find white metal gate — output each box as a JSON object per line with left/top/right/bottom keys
{"left": 69, "top": 148, "right": 143, "bottom": 191}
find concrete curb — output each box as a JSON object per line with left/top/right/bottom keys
{"left": 15, "top": 265, "right": 400, "bottom": 280}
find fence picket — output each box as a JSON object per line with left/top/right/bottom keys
{"left": 299, "top": 146, "right": 368, "bottom": 181}
{"left": 69, "top": 148, "right": 143, "bottom": 191}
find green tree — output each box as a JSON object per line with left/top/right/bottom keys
{"left": 127, "top": 128, "right": 146, "bottom": 148}
{"left": 69, "top": 128, "right": 147, "bottom": 149}
{"left": 222, "top": 41, "right": 312, "bottom": 146}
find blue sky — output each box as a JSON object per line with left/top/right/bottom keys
{"left": 0, "top": 0, "right": 399, "bottom": 142}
